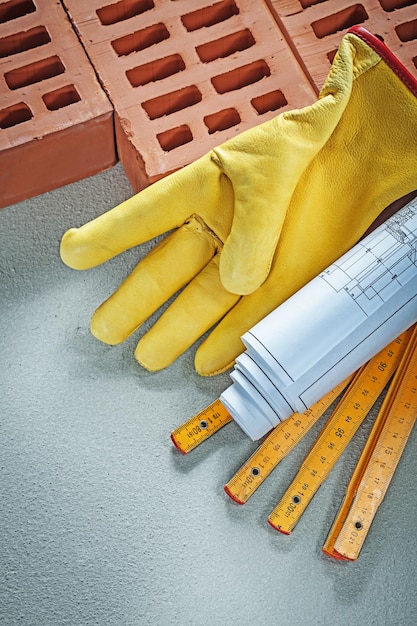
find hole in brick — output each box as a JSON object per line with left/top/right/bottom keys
{"left": 211, "top": 60, "right": 270, "bottom": 94}
{"left": 42, "top": 84, "right": 81, "bottom": 111}
{"left": 311, "top": 4, "right": 369, "bottom": 39}
{"left": 0, "top": 26, "right": 51, "bottom": 58}
{"left": 0, "top": 0, "right": 36, "bottom": 23}
{"left": 141, "top": 85, "right": 202, "bottom": 119}
{"left": 5, "top": 55, "right": 65, "bottom": 90}
{"left": 96, "top": 0, "right": 154, "bottom": 25}
{"left": 204, "top": 108, "right": 241, "bottom": 133}
{"left": 181, "top": 0, "right": 239, "bottom": 32}
{"left": 298, "top": 0, "right": 328, "bottom": 7}
{"left": 251, "top": 90, "right": 288, "bottom": 114}
{"left": 111, "top": 22, "right": 169, "bottom": 56}
{"left": 395, "top": 19, "right": 417, "bottom": 42}
{"left": 157, "top": 124, "right": 193, "bottom": 151}
{"left": 326, "top": 48, "right": 338, "bottom": 64}
{"left": 126, "top": 54, "right": 185, "bottom": 87}
{"left": 0, "top": 101, "right": 33, "bottom": 128}
{"left": 196, "top": 29, "right": 255, "bottom": 63}
{"left": 378, "top": 0, "right": 417, "bottom": 11}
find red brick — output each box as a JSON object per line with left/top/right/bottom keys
{"left": 268, "top": 0, "right": 417, "bottom": 91}
{"left": 62, "top": 0, "right": 317, "bottom": 192}
{"left": 0, "top": 0, "right": 116, "bottom": 209}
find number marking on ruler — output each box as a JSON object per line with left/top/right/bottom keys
{"left": 224, "top": 378, "right": 352, "bottom": 504}
{"left": 267, "top": 330, "right": 411, "bottom": 535}
{"left": 171, "top": 398, "right": 232, "bottom": 454}
{"left": 325, "top": 325, "right": 417, "bottom": 560}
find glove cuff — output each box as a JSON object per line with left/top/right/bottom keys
{"left": 348, "top": 26, "right": 417, "bottom": 97}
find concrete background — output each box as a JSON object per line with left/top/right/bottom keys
{"left": 1, "top": 162, "right": 417, "bottom": 626}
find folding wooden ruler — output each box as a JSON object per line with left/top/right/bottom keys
{"left": 171, "top": 326, "right": 415, "bottom": 559}
{"left": 322, "top": 324, "right": 417, "bottom": 560}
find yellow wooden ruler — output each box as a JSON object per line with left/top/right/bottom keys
{"left": 171, "top": 398, "right": 233, "bottom": 454}
{"left": 267, "top": 329, "right": 412, "bottom": 535}
{"left": 323, "top": 324, "right": 417, "bottom": 560}
{"left": 223, "top": 377, "right": 352, "bottom": 504}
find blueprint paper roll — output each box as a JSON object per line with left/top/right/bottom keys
{"left": 235, "top": 353, "right": 293, "bottom": 418}
{"left": 221, "top": 198, "right": 417, "bottom": 441}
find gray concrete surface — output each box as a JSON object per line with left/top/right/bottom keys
{"left": 1, "top": 162, "right": 416, "bottom": 626}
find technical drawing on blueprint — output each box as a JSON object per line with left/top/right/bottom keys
{"left": 320, "top": 203, "right": 417, "bottom": 317}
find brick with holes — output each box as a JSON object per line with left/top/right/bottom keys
{"left": 268, "top": 0, "right": 417, "bottom": 91}
{"left": 62, "top": 0, "right": 316, "bottom": 192}
{"left": 0, "top": 0, "right": 116, "bottom": 209}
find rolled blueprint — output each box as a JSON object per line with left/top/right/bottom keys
{"left": 221, "top": 197, "right": 417, "bottom": 440}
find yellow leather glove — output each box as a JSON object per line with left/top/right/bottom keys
{"left": 60, "top": 27, "right": 417, "bottom": 375}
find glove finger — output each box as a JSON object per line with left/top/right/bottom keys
{"left": 60, "top": 153, "right": 222, "bottom": 270}
{"left": 194, "top": 300, "right": 250, "bottom": 376}
{"left": 90, "top": 216, "right": 219, "bottom": 345}
{"left": 134, "top": 256, "right": 240, "bottom": 372}
{"left": 194, "top": 255, "right": 308, "bottom": 376}
{"left": 214, "top": 34, "right": 359, "bottom": 296}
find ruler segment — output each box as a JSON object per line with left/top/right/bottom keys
{"left": 329, "top": 325, "right": 417, "bottom": 560}
{"left": 267, "top": 331, "right": 411, "bottom": 535}
{"left": 224, "top": 378, "right": 352, "bottom": 504}
{"left": 171, "top": 398, "right": 232, "bottom": 454}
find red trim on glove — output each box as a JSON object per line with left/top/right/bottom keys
{"left": 348, "top": 26, "right": 417, "bottom": 98}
